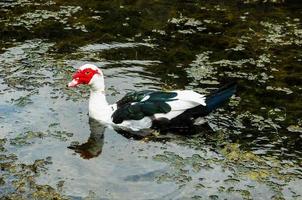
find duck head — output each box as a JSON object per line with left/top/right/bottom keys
{"left": 68, "top": 64, "right": 105, "bottom": 91}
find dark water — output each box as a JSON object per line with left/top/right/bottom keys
{"left": 0, "top": 0, "right": 301, "bottom": 199}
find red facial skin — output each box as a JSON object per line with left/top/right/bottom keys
{"left": 69, "top": 68, "right": 100, "bottom": 87}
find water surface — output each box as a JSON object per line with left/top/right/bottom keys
{"left": 0, "top": 0, "right": 301, "bottom": 199}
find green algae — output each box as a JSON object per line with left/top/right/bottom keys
{"left": 0, "top": 155, "right": 68, "bottom": 200}
{"left": 9, "top": 129, "right": 73, "bottom": 147}
{"left": 0, "top": 137, "right": 66, "bottom": 199}
{"left": 151, "top": 141, "right": 301, "bottom": 199}
{"left": 0, "top": 0, "right": 301, "bottom": 199}
{"left": 10, "top": 131, "right": 46, "bottom": 146}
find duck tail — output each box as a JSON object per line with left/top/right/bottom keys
{"left": 204, "top": 81, "right": 237, "bottom": 114}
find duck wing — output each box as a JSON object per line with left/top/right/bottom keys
{"left": 116, "top": 90, "right": 154, "bottom": 108}
{"left": 112, "top": 90, "right": 205, "bottom": 124}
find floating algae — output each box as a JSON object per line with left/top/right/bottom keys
{"left": 0, "top": 0, "right": 301, "bottom": 199}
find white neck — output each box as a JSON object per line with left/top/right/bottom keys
{"left": 88, "top": 75, "right": 113, "bottom": 124}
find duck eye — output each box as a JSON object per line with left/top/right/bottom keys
{"left": 85, "top": 71, "right": 91, "bottom": 75}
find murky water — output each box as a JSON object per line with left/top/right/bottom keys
{"left": 0, "top": 0, "right": 301, "bottom": 199}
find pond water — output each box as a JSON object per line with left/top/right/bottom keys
{"left": 0, "top": 0, "right": 301, "bottom": 199}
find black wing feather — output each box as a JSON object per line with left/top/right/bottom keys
{"left": 112, "top": 101, "right": 172, "bottom": 124}
{"left": 116, "top": 90, "right": 154, "bottom": 108}
{"left": 112, "top": 91, "right": 178, "bottom": 124}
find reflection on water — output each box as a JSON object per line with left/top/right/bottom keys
{"left": 68, "top": 118, "right": 105, "bottom": 159}
{"left": 0, "top": 0, "right": 301, "bottom": 199}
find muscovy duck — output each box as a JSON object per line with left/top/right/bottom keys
{"left": 68, "top": 64, "right": 236, "bottom": 133}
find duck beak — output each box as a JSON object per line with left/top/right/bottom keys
{"left": 68, "top": 79, "right": 79, "bottom": 87}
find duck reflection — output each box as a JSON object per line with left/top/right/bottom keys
{"left": 68, "top": 118, "right": 106, "bottom": 159}
{"left": 68, "top": 117, "right": 214, "bottom": 159}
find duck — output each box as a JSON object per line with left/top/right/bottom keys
{"left": 68, "top": 64, "right": 237, "bottom": 134}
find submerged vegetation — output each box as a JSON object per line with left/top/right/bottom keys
{"left": 0, "top": 0, "right": 301, "bottom": 199}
